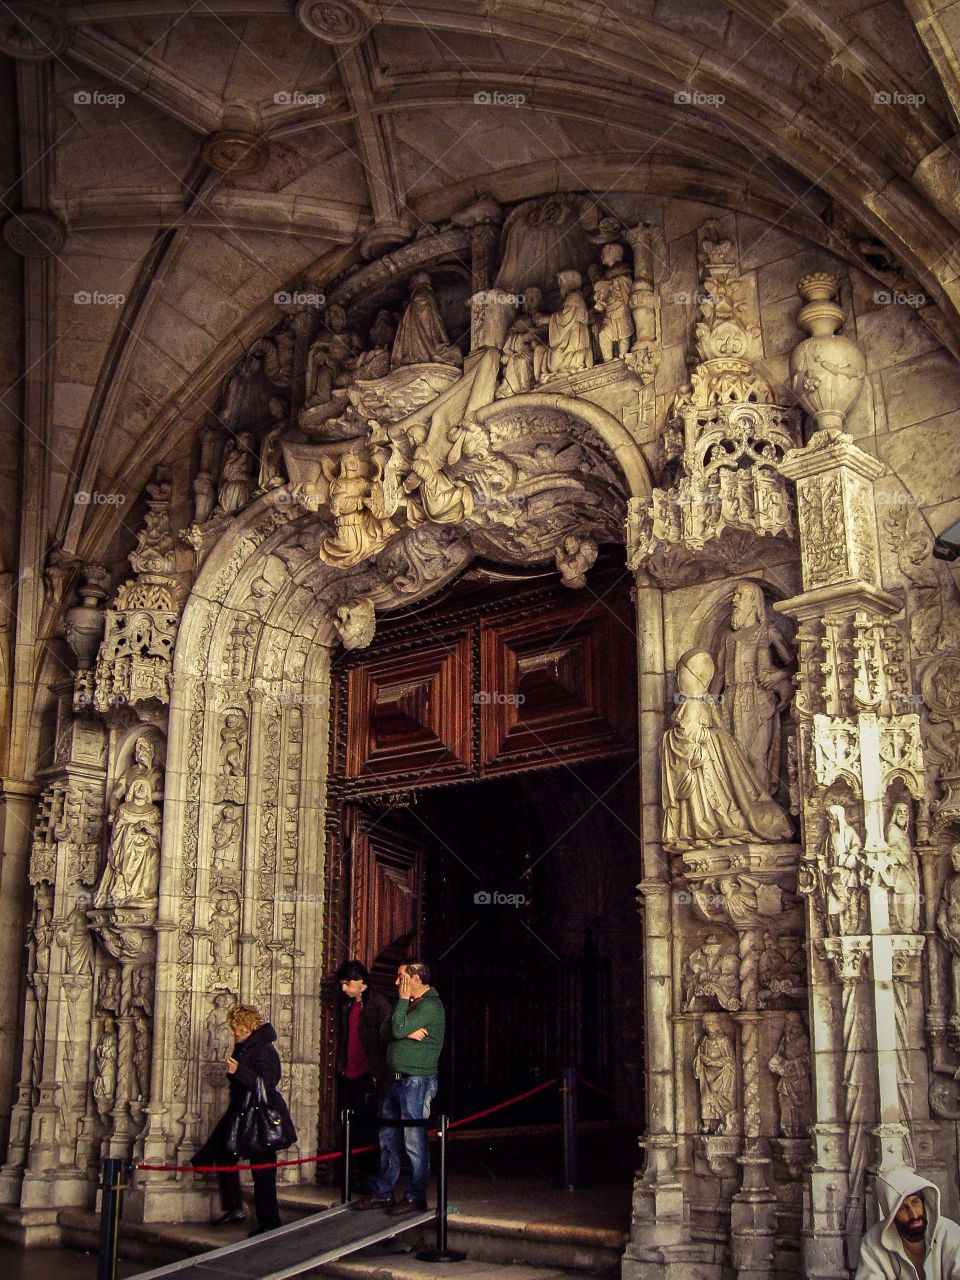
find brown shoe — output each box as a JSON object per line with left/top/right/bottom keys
{"left": 351, "top": 1195, "right": 393, "bottom": 1211}
{"left": 385, "top": 1199, "right": 428, "bottom": 1216}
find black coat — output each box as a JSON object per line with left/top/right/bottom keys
{"left": 192, "top": 1022, "right": 296, "bottom": 1165}
{"left": 336, "top": 988, "right": 392, "bottom": 1079}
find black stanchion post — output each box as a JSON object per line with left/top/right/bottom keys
{"left": 555, "top": 1066, "right": 580, "bottom": 1190}
{"left": 416, "top": 1115, "right": 466, "bottom": 1263}
{"left": 342, "top": 1108, "right": 352, "bottom": 1204}
{"left": 97, "top": 1157, "right": 125, "bottom": 1280}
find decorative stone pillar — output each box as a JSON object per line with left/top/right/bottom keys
{"left": 453, "top": 197, "right": 505, "bottom": 350}
{"left": 777, "top": 366, "right": 928, "bottom": 1272}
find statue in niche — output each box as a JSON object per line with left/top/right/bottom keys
{"left": 212, "top": 801, "right": 243, "bottom": 871}
{"left": 319, "top": 452, "right": 397, "bottom": 567}
{"left": 216, "top": 433, "right": 256, "bottom": 515}
{"left": 555, "top": 534, "right": 598, "bottom": 589}
{"left": 661, "top": 649, "right": 793, "bottom": 851}
{"left": 333, "top": 598, "right": 376, "bottom": 651}
{"left": 937, "top": 844, "right": 960, "bottom": 1031}
{"left": 93, "top": 777, "right": 162, "bottom": 909}
{"left": 712, "top": 582, "right": 794, "bottom": 796}
{"left": 813, "top": 804, "right": 864, "bottom": 936}
{"left": 27, "top": 885, "right": 53, "bottom": 995}
{"left": 109, "top": 734, "right": 163, "bottom": 822}
{"left": 57, "top": 889, "right": 94, "bottom": 976}
{"left": 758, "top": 930, "right": 804, "bottom": 1004}
{"left": 881, "top": 800, "right": 920, "bottom": 932}
{"left": 391, "top": 273, "right": 462, "bottom": 369}
{"left": 497, "top": 287, "right": 545, "bottom": 398}
{"left": 682, "top": 933, "right": 741, "bottom": 1011}
{"left": 534, "top": 269, "right": 593, "bottom": 382}
{"left": 219, "top": 712, "right": 246, "bottom": 777}
{"left": 592, "top": 243, "right": 634, "bottom": 361}
{"left": 403, "top": 425, "right": 474, "bottom": 526}
{"left": 132, "top": 1014, "right": 150, "bottom": 1102}
{"left": 98, "top": 967, "right": 120, "bottom": 1015}
{"left": 768, "top": 1011, "right": 812, "bottom": 1138}
{"left": 210, "top": 892, "right": 240, "bottom": 967}
{"left": 93, "top": 1016, "right": 118, "bottom": 1121}
{"left": 694, "top": 1013, "right": 737, "bottom": 1135}
{"left": 204, "top": 991, "right": 235, "bottom": 1061}
{"left": 305, "top": 304, "right": 364, "bottom": 408}
{"left": 132, "top": 964, "right": 153, "bottom": 1016}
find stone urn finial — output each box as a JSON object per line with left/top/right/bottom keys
{"left": 789, "top": 272, "right": 866, "bottom": 433}
{"left": 61, "top": 562, "right": 109, "bottom": 670}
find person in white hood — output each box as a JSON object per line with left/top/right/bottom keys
{"left": 855, "top": 1167, "right": 960, "bottom": 1279}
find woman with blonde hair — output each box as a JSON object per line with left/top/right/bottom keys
{"left": 191, "top": 1002, "right": 296, "bottom": 1236}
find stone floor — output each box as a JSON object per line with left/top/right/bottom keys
{"left": 0, "top": 1245, "right": 140, "bottom": 1278}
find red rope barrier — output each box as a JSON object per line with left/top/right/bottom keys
{"left": 579, "top": 1078, "right": 616, "bottom": 1100}
{"left": 137, "top": 1077, "right": 559, "bottom": 1175}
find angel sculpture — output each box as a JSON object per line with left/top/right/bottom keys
{"left": 403, "top": 424, "right": 474, "bottom": 526}
{"left": 318, "top": 451, "right": 398, "bottom": 567}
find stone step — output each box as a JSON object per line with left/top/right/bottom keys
{"left": 317, "top": 1246, "right": 615, "bottom": 1280}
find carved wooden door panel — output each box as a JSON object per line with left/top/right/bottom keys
{"left": 349, "top": 809, "right": 424, "bottom": 987}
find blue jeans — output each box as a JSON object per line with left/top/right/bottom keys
{"left": 370, "top": 1073, "right": 437, "bottom": 1203}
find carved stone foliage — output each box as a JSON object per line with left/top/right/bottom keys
{"left": 94, "top": 467, "right": 182, "bottom": 716}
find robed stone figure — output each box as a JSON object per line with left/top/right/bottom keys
{"left": 661, "top": 649, "right": 792, "bottom": 851}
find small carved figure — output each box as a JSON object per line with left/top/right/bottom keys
{"left": 816, "top": 804, "right": 864, "bottom": 936}
{"left": 305, "top": 303, "right": 364, "bottom": 407}
{"left": 56, "top": 890, "right": 94, "bottom": 976}
{"left": 713, "top": 581, "right": 794, "bottom": 795}
{"left": 98, "top": 967, "right": 121, "bottom": 1015}
{"left": 497, "top": 288, "right": 545, "bottom": 398}
{"left": 209, "top": 893, "right": 240, "bottom": 966}
{"left": 333, "top": 598, "right": 376, "bottom": 651}
{"left": 682, "top": 933, "right": 741, "bottom": 1011}
{"left": 404, "top": 425, "right": 474, "bottom": 526}
{"left": 132, "top": 964, "right": 154, "bottom": 1016}
{"left": 204, "top": 991, "right": 235, "bottom": 1061}
{"left": 661, "top": 649, "right": 793, "bottom": 850}
{"left": 534, "top": 270, "right": 594, "bottom": 382}
{"left": 319, "top": 452, "right": 397, "bottom": 567}
{"left": 937, "top": 844, "right": 960, "bottom": 1031}
{"left": 94, "top": 777, "right": 162, "bottom": 909}
{"left": 93, "top": 1016, "right": 118, "bottom": 1121}
{"left": 555, "top": 534, "right": 598, "bottom": 589}
{"left": 132, "top": 1014, "right": 150, "bottom": 1101}
{"left": 768, "top": 1011, "right": 812, "bottom": 1138}
{"left": 216, "top": 433, "right": 256, "bottom": 515}
{"left": 882, "top": 800, "right": 920, "bottom": 932}
{"left": 592, "top": 243, "right": 634, "bottom": 361}
{"left": 219, "top": 711, "right": 246, "bottom": 777}
{"left": 212, "top": 801, "right": 243, "bottom": 871}
{"left": 694, "top": 1013, "right": 736, "bottom": 1135}
{"left": 27, "top": 884, "right": 53, "bottom": 989}
{"left": 758, "top": 930, "right": 804, "bottom": 1004}
{"left": 391, "top": 273, "right": 461, "bottom": 369}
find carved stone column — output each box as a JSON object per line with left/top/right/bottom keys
{"left": 777, "top": 427, "right": 928, "bottom": 1276}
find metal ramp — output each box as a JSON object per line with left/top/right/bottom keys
{"left": 130, "top": 1203, "right": 435, "bottom": 1280}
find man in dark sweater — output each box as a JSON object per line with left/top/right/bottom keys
{"left": 351, "top": 958, "right": 445, "bottom": 1215}
{"left": 336, "top": 960, "right": 392, "bottom": 1183}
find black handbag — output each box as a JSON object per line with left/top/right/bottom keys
{"left": 237, "top": 1075, "right": 289, "bottom": 1156}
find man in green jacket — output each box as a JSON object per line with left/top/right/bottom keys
{"left": 351, "top": 959, "right": 445, "bottom": 1215}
